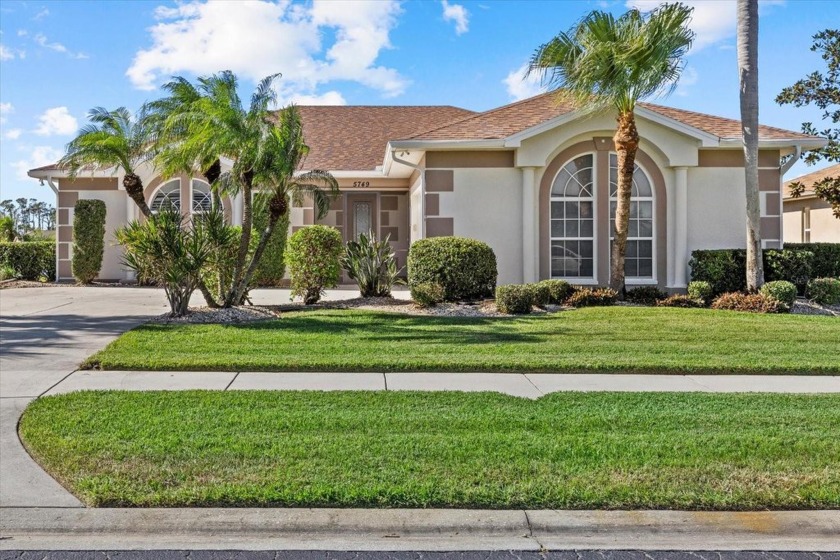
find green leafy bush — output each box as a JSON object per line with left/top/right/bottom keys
{"left": 340, "top": 231, "right": 403, "bottom": 298}
{"left": 286, "top": 225, "right": 343, "bottom": 305}
{"left": 537, "top": 279, "right": 574, "bottom": 304}
{"left": 407, "top": 237, "right": 497, "bottom": 301}
{"left": 625, "top": 285, "right": 666, "bottom": 305}
{"left": 711, "top": 292, "right": 786, "bottom": 314}
{"left": 764, "top": 249, "right": 813, "bottom": 293}
{"left": 656, "top": 294, "right": 703, "bottom": 308}
{"left": 117, "top": 206, "right": 212, "bottom": 317}
{"left": 0, "top": 264, "right": 17, "bottom": 280}
{"left": 410, "top": 282, "right": 445, "bottom": 307}
{"left": 806, "top": 277, "right": 840, "bottom": 305}
{"left": 687, "top": 281, "right": 713, "bottom": 304}
{"left": 527, "top": 282, "right": 551, "bottom": 308}
{"left": 71, "top": 199, "right": 106, "bottom": 284}
{"left": 0, "top": 241, "right": 55, "bottom": 280}
{"left": 251, "top": 195, "right": 290, "bottom": 287}
{"left": 566, "top": 287, "right": 618, "bottom": 307}
{"left": 785, "top": 243, "right": 840, "bottom": 278}
{"left": 198, "top": 212, "right": 241, "bottom": 302}
{"left": 760, "top": 280, "right": 797, "bottom": 307}
{"left": 496, "top": 284, "right": 533, "bottom": 314}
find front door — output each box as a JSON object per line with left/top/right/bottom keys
{"left": 346, "top": 193, "right": 378, "bottom": 241}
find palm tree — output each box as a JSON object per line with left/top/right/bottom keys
{"left": 148, "top": 71, "right": 338, "bottom": 307}
{"left": 59, "top": 107, "right": 153, "bottom": 218}
{"left": 528, "top": 3, "right": 694, "bottom": 295}
{"left": 737, "top": 0, "right": 764, "bottom": 290}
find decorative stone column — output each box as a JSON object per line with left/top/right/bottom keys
{"left": 674, "top": 166, "right": 689, "bottom": 288}
{"left": 521, "top": 166, "right": 538, "bottom": 283}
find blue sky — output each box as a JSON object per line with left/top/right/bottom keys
{"left": 1, "top": 0, "right": 837, "bottom": 204}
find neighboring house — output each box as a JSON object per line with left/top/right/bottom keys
{"left": 782, "top": 163, "right": 840, "bottom": 243}
{"left": 28, "top": 92, "right": 825, "bottom": 288}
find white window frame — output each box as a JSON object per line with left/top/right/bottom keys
{"left": 549, "top": 152, "right": 598, "bottom": 284}
{"left": 609, "top": 154, "right": 657, "bottom": 285}
{"left": 150, "top": 178, "right": 182, "bottom": 214}
{"left": 190, "top": 178, "right": 213, "bottom": 214}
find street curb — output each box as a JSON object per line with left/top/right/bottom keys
{"left": 1, "top": 508, "right": 838, "bottom": 551}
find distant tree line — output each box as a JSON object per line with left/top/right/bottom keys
{"left": 0, "top": 198, "right": 56, "bottom": 241}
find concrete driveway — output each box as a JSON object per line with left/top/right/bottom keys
{"left": 0, "top": 285, "right": 375, "bottom": 507}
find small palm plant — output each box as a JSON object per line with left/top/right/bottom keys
{"left": 117, "top": 204, "right": 214, "bottom": 317}
{"left": 60, "top": 107, "right": 153, "bottom": 217}
{"left": 341, "top": 231, "right": 404, "bottom": 298}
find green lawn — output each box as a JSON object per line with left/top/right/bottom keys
{"left": 84, "top": 307, "right": 840, "bottom": 374}
{"left": 20, "top": 391, "right": 840, "bottom": 509}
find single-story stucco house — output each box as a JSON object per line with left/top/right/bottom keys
{"left": 782, "top": 163, "right": 840, "bottom": 243}
{"left": 29, "top": 91, "right": 827, "bottom": 289}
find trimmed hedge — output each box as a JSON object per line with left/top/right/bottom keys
{"left": 760, "top": 280, "right": 797, "bottom": 307}
{"left": 537, "top": 279, "right": 574, "bottom": 304}
{"left": 407, "top": 237, "right": 497, "bottom": 301}
{"left": 252, "top": 200, "right": 290, "bottom": 287}
{"left": 785, "top": 243, "right": 840, "bottom": 278}
{"left": 285, "top": 225, "right": 343, "bottom": 305}
{"left": 496, "top": 284, "right": 533, "bottom": 314}
{"left": 626, "top": 286, "right": 666, "bottom": 305}
{"left": 72, "top": 199, "right": 106, "bottom": 284}
{"left": 410, "top": 282, "right": 445, "bottom": 307}
{"left": 687, "top": 281, "right": 713, "bottom": 304}
{"left": 689, "top": 244, "right": 839, "bottom": 295}
{"left": 0, "top": 241, "right": 55, "bottom": 280}
{"left": 807, "top": 277, "right": 840, "bottom": 305}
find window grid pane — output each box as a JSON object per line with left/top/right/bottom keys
{"left": 609, "top": 155, "right": 654, "bottom": 280}
{"left": 550, "top": 155, "right": 595, "bottom": 278}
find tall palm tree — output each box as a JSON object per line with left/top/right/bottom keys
{"left": 529, "top": 3, "right": 694, "bottom": 294}
{"left": 737, "top": 0, "right": 764, "bottom": 290}
{"left": 59, "top": 107, "right": 152, "bottom": 217}
{"left": 148, "top": 71, "right": 338, "bottom": 307}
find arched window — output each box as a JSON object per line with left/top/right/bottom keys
{"left": 150, "top": 180, "right": 181, "bottom": 213}
{"left": 191, "top": 179, "right": 213, "bottom": 213}
{"left": 549, "top": 154, "right": 595, "bottom": 278}
{"left": 609, "top": 154, "right": 654, "bottom": 279}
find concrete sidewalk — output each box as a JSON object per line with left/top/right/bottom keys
{"left": 45, "top": 370, "right": 840, "bottom": 397}
{"left": 3, "top": 508, "right": 839, "bottom": 551}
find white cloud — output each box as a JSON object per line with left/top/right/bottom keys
{"left": 34, "top": 106, "right": 78, "bottom": 136}
{"left": 0, "top": 102, "right": 12, "bottom": 125}
{"left": 503, "top": 64, "right": 547, "bottom": 101}
{"left": 17, "top": 29, "right": 27, "bottom": 37}
{"left": 5, "top": 128, "right": 23, "bottom": 139}
{"left": 33, "top": 33, "right": 87, "bottom": 59}
{"left": 33, "top": 7, "right": 49, "bottom": 21}
{"left": 675, "top": 65, "right": 699, "bottom": 96}
{"left": 285, "top": 90, "right": 347, "bottom": 105}
{"left": 441, "top": 0, "right": 469, "bottom": 35}
{"left": 127, "top": 0, "right": 407, "bottom": 99}
{"left": 0, "top": 44, "right": 16, "bottom": 60}
{"left": 13, "top": 145, "right": 64, "bottom": 181}
{"left": 626, "top": 0, "right": 785, "bottom": 53}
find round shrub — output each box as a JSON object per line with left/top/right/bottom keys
{"left": 537, "top": 279, "right": 574, "bottom": 304}
{"left": 806, "top": 277, "right": 840, "bottom": 306}
{"left": 0, "top": 241, "right": 55, "bottom": 280}
{"left": 566, "top": 287, "right": 618, "bottom": 308}
{"left": 625, "top": 285, "right": 666, "bottom": 305}
{"left": 285, "top": 225, "right": 343, "bottom": 305}
{"left": 687, "top": 281, "right": 713, "bottom": 304}
{"left": 760, "top": 280, "right": 797, "bottom": 307}
{"left": 72, "top": 199, "right": 106, "bottom": 284}
{"left": 496, "top": 284, "right": 533, "bottom": 314}
{"left": 410, "top": 282, "right": 445, "bottom": 308}
{"left": 527, "top": 282, "right": 551, "bottom": 308}
{"left": 407, "top": 236, "right": 497, "bottom": 301}
{"left": 656, "top": 294, "right": 703, "bottom": 308}
{"left": 711, "top": 292, "right": 786, "bottom": 314}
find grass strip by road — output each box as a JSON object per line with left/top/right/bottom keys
{"left": 19, "top": 391, "right": 840, "bottom": 509}
{"left": 83, "top": 307, "right": 840, "bottom": 374}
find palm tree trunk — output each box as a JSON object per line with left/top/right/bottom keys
{"left": 231, "top": 204, "right": 284, "bottom": 305}
{"left": 738, "top": 0, "right": 764, "bottom": 291}
{"left": 123, "top": 173, "right": 152, "bottom": 218}
{"left": 610, "top": 110, "right": 639, "bottom": 296}
{"left": 224, "top": 171, "right": 254, "bottom": 307}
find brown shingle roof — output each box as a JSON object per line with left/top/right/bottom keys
{"left": 783, "top": 163, "right": 840, "bottom": 199}
{"left": 406, "top": 92, "right": 818, "bottom": 142}
{"left": 297, "top": 105, "right": 475, "bottom": 170}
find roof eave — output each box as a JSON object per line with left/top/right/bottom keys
{"left": 389, "top": 139, "right": 508, "bottom": 150}
{"left": 718, "top": 138, "right": 828, "bottom": 149}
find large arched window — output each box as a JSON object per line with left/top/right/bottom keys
{"left": 150, "top": 179, "right": 215, "bottom": 215}
{"left": 150, "top": 180, "right": 181, "bottom": 213}
{"left": 609, "top": 154, "right": 654, "bottom": 279}
{"left": 549, "top": 154, "right": 595, "bottom": 278}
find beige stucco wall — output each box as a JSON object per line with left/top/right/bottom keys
{"left": 783, "top": 198, "right": 840, "bottom": 243}
{"left": 436, "top": 168, "right": 523, "bottom": 285}
{"left": 686, "top": 168, "right": 749, "bottom": 251}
